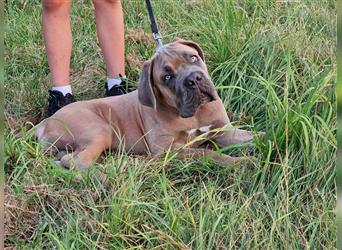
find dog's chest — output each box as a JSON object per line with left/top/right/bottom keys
{"left": 174, "top": 124, "right": 214, "bottom": 146}
{"left": 186, "top": 124, "right": 212, "bottom": 136}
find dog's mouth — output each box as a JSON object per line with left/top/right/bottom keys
{"left": 199, "top": 90, "right": 215, "bottom": 104}
{"left": 177, "top": 82, "right": 217, "bottom": 118}
{"left": 196, "top": 79, "right": 216, "bottom": 106}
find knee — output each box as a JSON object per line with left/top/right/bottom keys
{"left": 42, "top": 0, "right": 70, "bottom": 11}
{"left": 93, "top": 0, "right": 121, "bottom": 7}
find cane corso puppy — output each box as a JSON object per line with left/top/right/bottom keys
{"left": 36, "top": 39, "right": 262, "bottom": 169}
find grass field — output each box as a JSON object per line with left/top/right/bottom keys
{"left": 4, "top": 0, "right": 336, "bottom": 249}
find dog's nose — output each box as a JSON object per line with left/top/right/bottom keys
{"left": 185, "top": 72, "right": 203, "bottom": 88}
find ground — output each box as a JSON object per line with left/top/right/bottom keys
{"left": 5, "top": 0, "right": 336, "bottom": 249}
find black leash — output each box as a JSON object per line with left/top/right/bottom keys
{"left": 145, "top": 0, "right": 163, "bottom": 51}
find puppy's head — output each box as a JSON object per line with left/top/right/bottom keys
{"left": 138, "top": 39, "right": 218, "bottom": 118}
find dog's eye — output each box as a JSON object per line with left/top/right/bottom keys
{"left": 190, "top": 55, "right": 198, "bottom": 63}
{"left": 164, "top": 75, "right": 172, "bottom": 81}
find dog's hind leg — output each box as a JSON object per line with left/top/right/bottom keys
{"left": 60, "top": 136, "right": 111, "bottom": 170}
{"left": 60, "top": 145, "right": 102, "bottom": 170}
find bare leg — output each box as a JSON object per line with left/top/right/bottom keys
{"left": 93, "top": 0, "right": 125, "bottom": 77}
{"left": 42, "top": 0, "right": 72, "bottom": 87}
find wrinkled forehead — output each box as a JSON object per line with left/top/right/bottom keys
{"left": 153, "top": 43, "right": 199, "bottom": 70}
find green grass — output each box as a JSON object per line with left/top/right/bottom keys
{"left": 5, "top": 0, "right": 336, "bottom": 249}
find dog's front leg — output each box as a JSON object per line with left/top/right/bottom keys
{"left": 213, "top": 128, "right": 264, "bottom": 147}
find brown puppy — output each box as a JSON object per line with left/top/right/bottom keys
{"left": 36, "top": 39, "right": 262, "bottom": 169}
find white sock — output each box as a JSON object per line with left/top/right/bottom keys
{"left": 107, "top": 76, "right": 123, "bottom": 90}
{"left": 52, "top": 85, "right": 72, "bottom": 96}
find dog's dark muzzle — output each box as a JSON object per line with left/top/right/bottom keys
{"left": 184, "top": 71, "right": 216, "bottom": 103}
{"left": 177, "top": 71, "right": 217, "bottom": 118}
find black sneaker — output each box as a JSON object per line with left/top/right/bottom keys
{"left": 105, "top": 75, "right": 132, "bottom": 97}
{"left": 104, "top": 82, "right": 127, "bottom": 97}
{"left": 45, "top": 90, "right": 76, "bottom": 117}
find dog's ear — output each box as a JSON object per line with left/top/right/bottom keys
{"left": 138, "top": 60, "right": 157, "bottom": 111}
{"left": 173, "top": 39, "right": 205, "bottom": 61}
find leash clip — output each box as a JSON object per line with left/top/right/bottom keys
{"left": 153, "top": 33, "right": 163, "bottom": 51}
{"left": 145, "top": 0, "right": 163, "bottom": 51}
